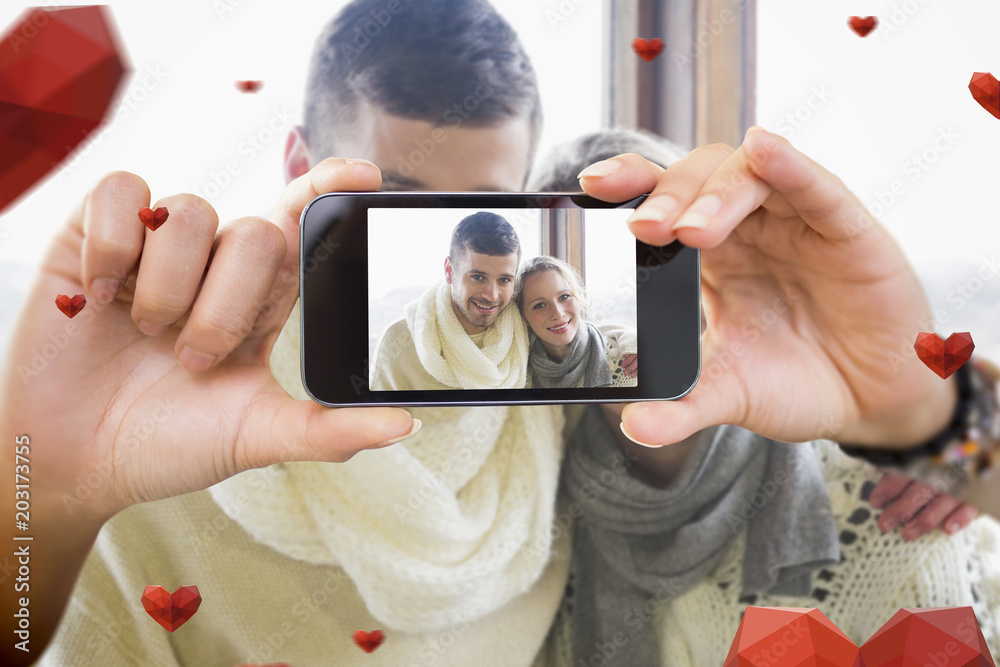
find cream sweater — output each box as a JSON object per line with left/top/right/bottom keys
{"left": 36, "top": 487, "right": 572, "bottom": 667}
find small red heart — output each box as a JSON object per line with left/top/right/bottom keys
{"left": 631, "top": 38, "right": 664, "bottom": 62}
{"left": 55, "top": 294, "right": 86, "bottom": 318}
{"left": 138, "top": 206, "right": 169, "bottom": 231}
{"left": 141, "top": 585, "right": 202, "bottom": 632}
{"left": 353, "top": 629, "right": 385, "bottom": 653}
{"left": 235, "top": 80, "right": 263, "bottom": 93}
{"left": 848, "top": 16, "right": 878, "bottom": 37}
{"left": 970, "top": 72, "right": 1000, "bottom": 119}
{"left": 914, "top": 332, "right": 975, "bottom": 379}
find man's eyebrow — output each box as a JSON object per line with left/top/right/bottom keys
{"left": 466, "top": 269, "right": 516, "bottom": 279}
{"left": 379, "top": 171, "right": 428, "bottom": 190}
{"left": 380, "top": 172, "right": 503, "bottom": 193}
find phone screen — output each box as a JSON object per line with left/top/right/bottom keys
{"left": 367, "top": 207, "right": 639, "bottom": 391}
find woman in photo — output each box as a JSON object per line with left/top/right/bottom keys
{"left": 514, "top": 255, "right": 638, "bottom": 388}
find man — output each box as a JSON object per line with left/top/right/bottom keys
{"left": 0, "top": 1, "right": 988, "bottom": 666}
{"left": 371, "top": 212, "right": 530, "bottom": 391}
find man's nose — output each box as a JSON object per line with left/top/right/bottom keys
{"left": 484, "top": 283, "right": 499, "bottom": 301}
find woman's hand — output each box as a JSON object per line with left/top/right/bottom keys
{"left": 871, "top": 472, "right": 979, "bottom": 539}
{"left": 579, "top": 127, "right": 956, "bottom": 452}
{"left": 620, "top": 353, "right": 638, "bottom": 378}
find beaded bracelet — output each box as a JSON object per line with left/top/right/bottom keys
{"left": 839, "top": 357, "right": 1000, "bottom": 495}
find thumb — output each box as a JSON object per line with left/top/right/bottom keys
{"left": 620, "top": 370, "right": 743, "bottom": 447}
{"left": 252, "top": 158, "right": 383, "bottom": 341}
{"left": 237, "top": 396, "right": 419, "bottom": 469}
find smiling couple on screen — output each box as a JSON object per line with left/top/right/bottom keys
{"left": 369, "top": 212, "right": 638, "bottom": 392}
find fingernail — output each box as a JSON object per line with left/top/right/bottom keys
{"left": 92, "top": 277, "right": 120, "bottom": 304}
{"left": 179, "top": 345, "right": 217, "bottom": 372}
{"left": 377, "top": 418, "right": 422, "bottom": 447}
{"left": 620, "top": 422, "right": 661, "bottom": 448}
{"left": 945, "top": 521, "right": 960, "bottom": 534}
{"left": 344, "top": 158, "right": 379, "bottom": 170}
{"left": 869, "top": 494, "right": 884, "bottom": 508}
{"left": 138, "top": 320, "right": 169, "bottom": 337}
{"left": 626, "top": 195, "right": 679, "bottom": 225}
{"left": 577, "top": 160, "right": 621, "bottom": 179}
{"left": 671, "top": 194, "right": 722, "bottom": 231}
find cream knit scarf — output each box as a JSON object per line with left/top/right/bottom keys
{"left": 406, "top": 281, "right": 529, "bottom": 388}
{"left": 208, "top": 299, "right": 565, "bottom": 633}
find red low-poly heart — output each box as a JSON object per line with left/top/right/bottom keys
{"left": 353, "top": 629, "right": 385, "bottom": 653}
{"left": 858, "top": 607, "right": 995, "bottom": 666}
{"left": 848, "top": 16, "right": 878, "bottom": 37}
{"left": 55, "top": 294, "right": 86, "bottom": 318}
{"left": 0, "top": 7, "right": 127, "bottom": 213}
{"left": 969, "top": 72, "right": 1000, "bottom": 119}
{"left": 141, "top": 585, "right": 202, "bottom": 632}
{"left": 724, "top": 607, "right": 858, "bottom": 667}
{"left": 235, "top": 80, "right": 263, "bottom": 93}
{"left": 914, "top": 332, "right": 975, "bottom": 379}
{"left": 139, "top": 206, "right": 169, "bottom": 231}
{"left": 631, "top": 38, "right": 664, "bottom": 62}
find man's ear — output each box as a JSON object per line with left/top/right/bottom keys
{"left": 284, "top": 126, "right": 312, "bottom": 184}
{"left": 444, "top": 257, "right": 454, "bottom": 284}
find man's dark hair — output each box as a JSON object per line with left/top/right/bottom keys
{"left": 303, "top": 0, "right": 542, "bottom": 168}
{"left": 450, "top": 212, "right": 521, "bottom": 265}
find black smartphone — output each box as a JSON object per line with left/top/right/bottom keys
{"left": 299, "top": 192, "right": 700, "bottom": 407}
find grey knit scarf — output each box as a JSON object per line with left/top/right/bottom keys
{"left": 528, "top": 321, "right": 613, "bottom": 388}
{"left": 564, "top": 406, "right": 841, "bottom": 666}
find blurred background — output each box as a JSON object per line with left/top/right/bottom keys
{"left": 1, "top": 0, "right": 998, "bottom": 362}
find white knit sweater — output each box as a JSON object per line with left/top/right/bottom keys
{"left": 597, "top": 323, "right": 637, "bottom": 388}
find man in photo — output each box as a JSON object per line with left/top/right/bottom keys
{"left": 370, "top": 211, "right": 530, "bottom": 390}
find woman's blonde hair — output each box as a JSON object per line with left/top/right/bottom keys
{"left": 514, "top": 255, "right": 591, "bottom": 318}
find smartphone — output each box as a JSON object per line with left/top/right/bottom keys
{"left": 299, "top": 192, "right": 700, "bottom": 407}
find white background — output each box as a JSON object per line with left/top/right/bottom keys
{"left": 1, "top": 0, "right": 999, "bottom": 361}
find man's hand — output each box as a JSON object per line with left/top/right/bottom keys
{"left": 580, "top": 127, "right": 957, "bottom": 451}
{"left": 1, "top": 158, "right": 417, "bottom": 524}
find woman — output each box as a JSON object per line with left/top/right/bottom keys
{"left": 514, "top": 255, "right": 638, "bottom": 388}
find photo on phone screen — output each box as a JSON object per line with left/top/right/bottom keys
{"left": 299, "top": 192, "right": 701, "bottom": 407}
{"left": 367, "top": 207, "right": 638, "bottom": 392}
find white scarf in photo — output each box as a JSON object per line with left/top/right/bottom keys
{"left": 406, "top": 281, "right": 530, "bottom": 389}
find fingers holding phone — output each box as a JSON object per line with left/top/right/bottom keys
{"left": 3, "top": 161, "right": 412, "bottom": 523}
